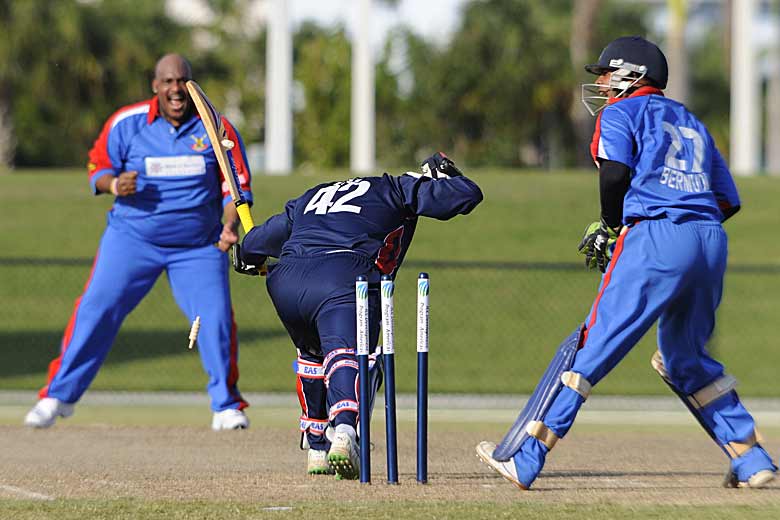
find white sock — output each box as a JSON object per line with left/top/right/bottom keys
{"left": 335, "top": 423, "right": 357, "bottom": 440}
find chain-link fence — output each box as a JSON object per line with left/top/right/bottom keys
{"left": 1, "top": 257, "right": 777, "bottom": 397}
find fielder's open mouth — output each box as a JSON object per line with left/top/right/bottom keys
{"left": 168, "top": 96, "right": 186, "bottom": 111}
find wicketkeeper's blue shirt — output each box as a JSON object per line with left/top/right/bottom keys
{"left": 591, "top": 87, "right": 740, "bottom": 224}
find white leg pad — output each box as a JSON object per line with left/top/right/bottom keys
{"left": 688, "top": 375, "right": 738, "bottom": 409}
{"left": 526, "top": 420, "right": 559, "bottom": 450}
{"left": 560, "top": 371, "right": 591, "bottom": 399}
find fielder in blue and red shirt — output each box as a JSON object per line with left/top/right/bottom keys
{"left": 25, "top": 54, "right": 252, "bottom": 431}
{"left": 236, "top": 153, "right": 482, "bottom": 478}
{"left": 478, "top": 36, "right": 776, "bottom": 490}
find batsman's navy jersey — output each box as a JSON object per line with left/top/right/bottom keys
{"left": 591, "top": 86, "right": 740, "bottom": 224}
{"left": 243, "top": 173, "right": 483, "bottom": 278}
{"left": 87, "top": 96, "right": 252, "bottom": 247}
{"left": 245, "top": 172, "right": 481, "bottom": 431}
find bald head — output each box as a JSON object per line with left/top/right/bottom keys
{"left": 154, "top": 54, "right": 192, "bottom": 80}
{"left": 152, "top": 54, "right": 193, "bottom": 127}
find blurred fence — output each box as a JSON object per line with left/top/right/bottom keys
{"left": 1, "top": 257, "right": 778, "bottom": 397}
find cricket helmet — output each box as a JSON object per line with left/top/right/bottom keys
{"left": 581, "top": 36, "right": 668, "bottom": 116}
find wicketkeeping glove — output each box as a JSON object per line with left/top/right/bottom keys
{"left": 420, "top": 152, "right": 463, "bottom": 178}
{"left": 578, "top": 219, "right": 621, "bottom": 273}
{"left": 231, "top": 244, "right": 262, "bottom": 276}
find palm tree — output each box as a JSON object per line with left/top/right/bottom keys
{"left": 666, "top": 0, "right": 689, "bottom": 104}
{"left": 569, "top": 0, "right": 601, "bottom": 167}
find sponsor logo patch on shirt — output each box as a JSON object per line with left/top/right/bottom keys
{"left": 190, "top": 134, "right": 208, "bottom": 152}
{"left": 145, "top": 155, "right": 206, "bottom": 177}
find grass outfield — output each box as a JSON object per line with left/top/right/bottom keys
{"left": 1, "top": 169, "right": 779, "bottom": 395}
{"left": 5, "top": 501, "right": 780, "bottom": 519}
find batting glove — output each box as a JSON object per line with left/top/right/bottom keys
{"left": 231, "top": 244, "right": 262, "bottom": 276}
{"left": 578, "top": 219, "right": 620, "bottom": 273}
{"left": 420, "top": 152, "right": 463, "bottom": 178}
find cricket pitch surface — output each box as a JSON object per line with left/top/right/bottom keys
{"left": 1, "top": 394, "right": 779, "bottom": 518}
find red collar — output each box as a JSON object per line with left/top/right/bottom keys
{"left": 607, "top": 86, "right": 664, "bottom": 106}
{"left": 146, "top": 96, "right": 160, "bottom": 124}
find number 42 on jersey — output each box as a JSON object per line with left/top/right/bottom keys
{"left": 304, "top": 179, "right": 371, "bottom": 215}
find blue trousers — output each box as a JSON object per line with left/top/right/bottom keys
{"left": 576, "top": 219, "right": 728, "bottom": 389}
{"left": 515, "top": 219, "right": 770, "bottom": 487}
{"left": 41, "top": 223, "right": 246, "bottom": 411}
{"left": 266, "top": 253, "right": 381, "bottom": 430}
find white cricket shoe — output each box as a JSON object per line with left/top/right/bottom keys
{"left": 724, "top": 468, "right": 776, "bottom": 489}
{"left": 308, "top": 449, "right": 334, "bottom": 475}
{"left": 211, "top": 408, "right": 249, "bottom": 431}
{"left": 475, "top": 441, "right": 528, "bottom": 490}
{"left": 743, "top": 470, "right": 776, "bottom": 488}
{"left": 328, "top": 430, "right": 360, "bottom": 480}
{"left": 24, "top": 398, "right": 74, "bottom": 429}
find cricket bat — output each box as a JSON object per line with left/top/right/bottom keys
{"left": 186, "top": 80, "right": 266, "bottom": 274}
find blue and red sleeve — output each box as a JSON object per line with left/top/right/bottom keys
{"left": 591, "top": 106, "right": 634, "bottom": 168}
{"left": 86, "top": 100, "right": 152, "bottom": 194}
{"left": 220, "top": 118, "right": 253, "bottom": 207}
{"left": 590, "top": 112, "right": 604, "bottom": 168}
{"left": 709, "top": 145, "right": 741, "bottom": 218}
{"left": 86, "top": 115, "right": 120, "bottom": 194}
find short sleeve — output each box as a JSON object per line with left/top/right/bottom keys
{"left": 595, "top": 107, "right": 635, "bottom": 167}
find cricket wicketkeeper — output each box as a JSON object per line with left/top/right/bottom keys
{"left": 477, "top": 36, "right": 777, "bottom": 490}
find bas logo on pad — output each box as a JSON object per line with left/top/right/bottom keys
{"left": 190, "top": 134, "right": 208, "bottom": 152}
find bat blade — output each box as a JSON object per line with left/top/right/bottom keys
{"left": 186, "top": 80, "right": 254, "bottom": 231}
{"left": 186, "top": 80, "right": 266, "bottom": 276}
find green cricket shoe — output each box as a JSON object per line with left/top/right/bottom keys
{"left": 307, "top": 449, "right": 334, "bottom": 475}
{"left": 328, "top": 431, "right": 360, "bottom": 480}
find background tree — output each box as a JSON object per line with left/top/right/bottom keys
{"left": 374, "top": 0, "right": 646, "bottom": 169}
{"left": 687, "top": 29, "right": 730, "bottom": 153}
{"left": 0, "top": 0, "right": 738, "bottom": 170}
{"left": 195, "top": 0, "right": 267, "bottom": 146}
{"left": 2, "top": 0, "right": 191, "bottom": 167}
{"left": 569, "top": 0, "right": 601, "bottom": 167}
{"left": 0, "top": 1, "right": 15, "bottom": 169}
{"left": 293, "top": 23, "right": 352, "bottom": 169}
{"left": 665, "top": 0, "right": 689, "bottom": 104}
{"left": 375, "top": 28, "right": 441, "bottom": 167}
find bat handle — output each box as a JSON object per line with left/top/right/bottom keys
{"left": 234, "top": 201, "right": 267, "bottom": 275}
{"left": 235, "top": 201, "right": 255, "bottom": 231}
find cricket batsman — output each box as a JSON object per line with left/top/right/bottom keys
{"left": 234, "top": 153, "right": 483, "bottom": 478}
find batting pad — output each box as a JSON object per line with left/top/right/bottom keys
{"left": 651, "top": 350, "right": 764, "bottom": 461}
{"left": 492, "top": 328, "right": 581, "bottom": 461}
